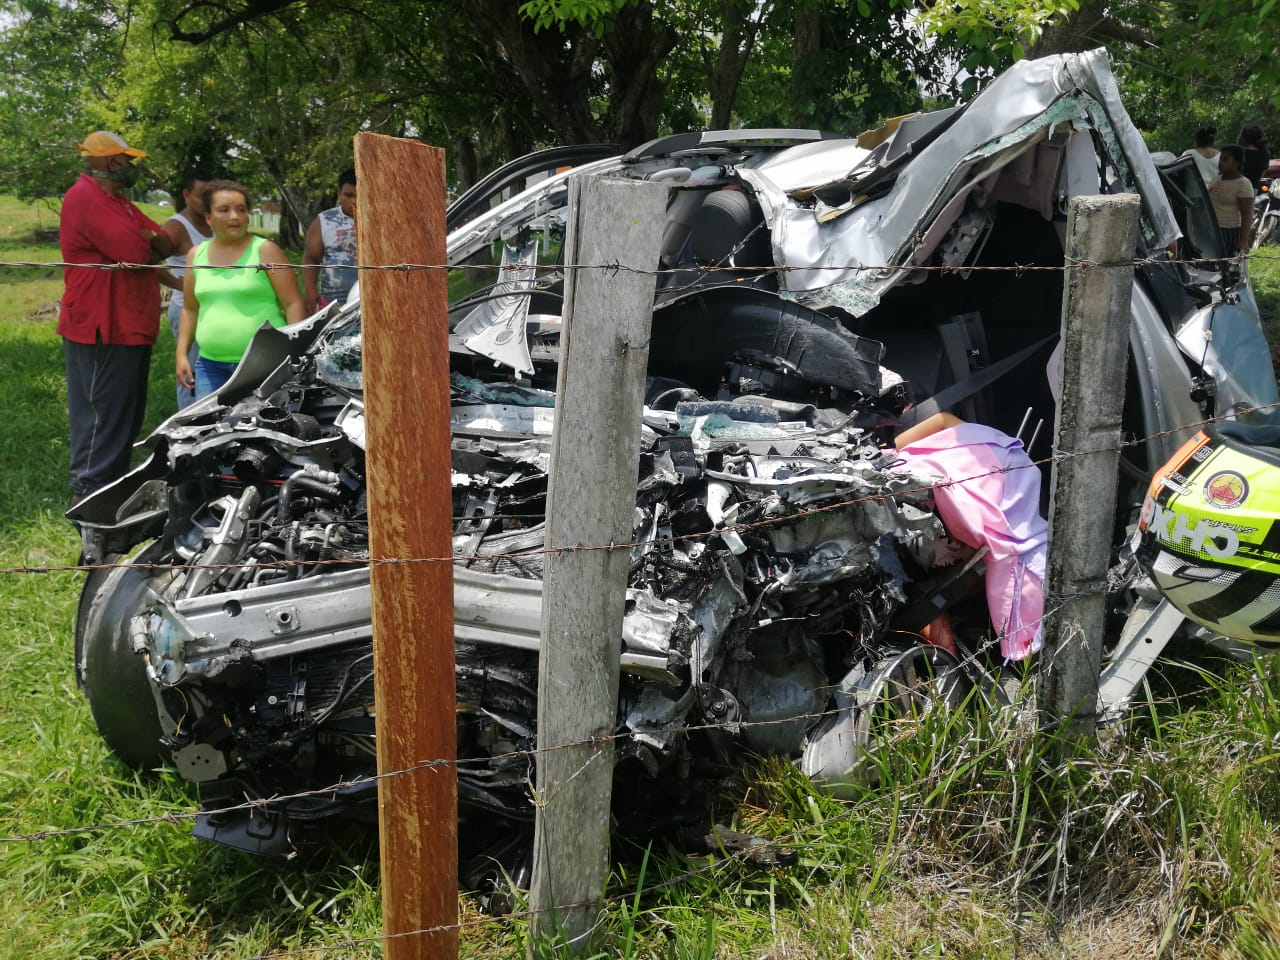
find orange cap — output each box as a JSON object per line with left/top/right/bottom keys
{"left": 77, "top": 131, "right": 146, "bottom": 158}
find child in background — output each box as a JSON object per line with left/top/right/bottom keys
{"left": 1209, "top": 144, "right": 1255, "bottom": 256}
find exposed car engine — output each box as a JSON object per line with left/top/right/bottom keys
{"left": 76, "top": 296, "right": 986, "bottom": 884}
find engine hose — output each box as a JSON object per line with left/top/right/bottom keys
{"left": 284, "top": 522, "right": 299, "bottom": 580}
{"left": 278, "top": 475, "right": 341, "bottom": 522}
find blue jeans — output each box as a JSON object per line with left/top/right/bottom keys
{"left": 194, "top": 356, "right": 240, "bottom": 400}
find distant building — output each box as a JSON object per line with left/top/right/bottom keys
{"left": 251, "top": 198, "right": 281, "bottom": 233}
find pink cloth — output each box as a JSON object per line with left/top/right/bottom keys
{"left": 895, "top": 424, "right": 1048, "bottom": 661}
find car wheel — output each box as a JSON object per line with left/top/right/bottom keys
{"left": 74, "top": 560, "right": 116, "bottom": 691}
{"left": 802, "top": 644, "right": 973, "bottom": 794}
{"left": 79, "top": 548, "right": 171, "bottom": 769}
{"left": 852, "top": 644, "right": 973, "bottom": 741}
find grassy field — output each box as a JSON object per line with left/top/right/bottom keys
{"left": 3, "top": 192, "right": 1280, "bottom": 959}
{"left": 1252, "top": 249, "right": 1280, "bottom": 343}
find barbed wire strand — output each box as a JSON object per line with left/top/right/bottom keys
{"left": 3, "top": 252, "right": 1278, "bottom": 276}
{"left": 235, "top": 776, "right": 1037, "bottom": 960}
{"left": 0, "top": 376, "right": 1248, "bottom": 841}
{"left": 0, "top": 385, "right": 1249, "bottom": 833}
{"left": 234, "top": 662, "right": 1227, "bottom": 960}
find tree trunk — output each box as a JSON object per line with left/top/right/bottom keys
{"left": 789, "top": 7, "right": 821, "bottom": 128}
{"left": 709, "top": 0, "right": 745, "bottom": 129}
{"left": 452, "top": 135, "right": 479, "bottom": 193}
{"left": 462, "top": 0, "right": 603, "bottom": 144}
{"left": 602, "top": 2, "right": 677, "bottom": 147}
{"left": 272, "top": 181, "right": 310, "bottom": 251}
{"left": 1030, "top": 3, "right": 1156, "bottom": 56}
{"left": 708, "top": 0, "right": 771, "bottom": 131}
{"left": 1030, "top": 5, "right": 1104, "bottom": 55}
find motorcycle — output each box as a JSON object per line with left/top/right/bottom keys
{"left": 1088, "top": 410, "right": 1280, "bottom": 727}
{"left": 1251, "top": 177, "right": 1278, "bottom": 249}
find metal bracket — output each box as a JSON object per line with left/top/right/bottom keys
{"left": 1097, "top": 597, "right": 1186, "bottom": 724}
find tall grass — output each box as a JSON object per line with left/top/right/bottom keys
{"left": 1251, "top": 243, "right": 1280, "bottom": 346}
{"left": 2, "top": 197, "right": 1280, "bottom": 958}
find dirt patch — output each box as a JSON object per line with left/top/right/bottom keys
{"left": 27, "top": 301, "right": 59, "bottom": 322}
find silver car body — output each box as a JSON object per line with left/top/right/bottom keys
{"left": 70, "top": 49, "right": 1276, "bottom": 863}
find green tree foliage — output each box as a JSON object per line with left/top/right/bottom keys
{"left": 734, "top": 2, "right": 965, "bottom": 131}
{"left": 0, "top": 0, "right": 133, "bottom": 201}
{"left": 917, "top": 0, "right": 1078, "bottom": 68}
{"left": 144, "top": 0, "right": 575, "bottom": 215}
{"left": 3, "top": 0, "right": 958, "bottom": 232}
{"left": 19, "top": 0, "right": 1271, "bottom": 252}
{"left": 116, "top": 0, "right": 401, "bottom": 246}
{"left": 917, "top": 0, "right": 1279, "bottom": 147}
{"left": 521, "top": 0, "right": 964, "bottom": 134}
{"left": 520, "top": 0, "right": 631, "bottom": 32}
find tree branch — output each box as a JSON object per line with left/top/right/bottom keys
{"left": 1089, "top": 15, "right": 1159, "bottom": 48}
{"left": 165, "top": 0, "right": 301, "bottom": 43}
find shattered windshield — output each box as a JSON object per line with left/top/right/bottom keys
{"left": 314, "top": 311, "right": 363, "bottom": 391}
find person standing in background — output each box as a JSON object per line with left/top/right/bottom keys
{"left": 1181, "top": 126, "right": 1219, "bottom": 185}
{"left": 1239, "top": 123, "right": 1270, "bottom": 191}
{"left": 176, "top": 181, "right": 304, "bottom": 400}
{"left": 1209, "top": 144, "right": 1255, "bottom": 256}
{"left": 60, "top": 131, "right": 173, "bottom": 507}
{"left": 302, "top": 169, "right": 358, "bottom": 314}
{"left": 159, "top": 169, "right": 212, "bottom": 409}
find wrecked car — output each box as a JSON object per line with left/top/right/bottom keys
{"left": 70, "top": 49, "right": 1277, "bottom": 880}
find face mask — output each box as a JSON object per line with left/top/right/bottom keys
{"left": 110, "top": 162, "right": 142, "bottom": 187}
{"left": 91, "top": 162, "right": 141, "bottom": 187}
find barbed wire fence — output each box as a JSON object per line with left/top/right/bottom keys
{"left": 2, "top": 248, "right": 1277, "bottom": 952}
{"left": 3, "top": 251, "right": 1279, "bottom": 276}
{"left": 0, "top": 407, "right": 1254, "bottom": 873}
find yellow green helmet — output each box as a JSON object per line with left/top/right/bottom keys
{"left": 1134, "top": 425, "right": 1280, "bottom": 645}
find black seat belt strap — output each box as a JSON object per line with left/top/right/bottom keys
{"left": 902, "top": 333, "right": 1059, "bottom": 427}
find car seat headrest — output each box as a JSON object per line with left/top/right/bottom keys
{"left": 690, "top": 189, "right": 770, "bottom": 268}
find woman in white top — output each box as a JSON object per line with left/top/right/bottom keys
{"left": 1181, "top": 126, "right": 1220, "bottom": 186}
{"left": 160, "top": 171, "right": 213, "bottom": 409}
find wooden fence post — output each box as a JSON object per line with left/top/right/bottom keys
{"left": 1038, "top": 193, "right": 1142, "bottom": 736}
{"left": 528, "top": 174, "right": 668, "bottom": 947}
{"left": 355, "top": 132, "right": 458, "bottom": 960}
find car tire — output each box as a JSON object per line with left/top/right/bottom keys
{"left": 80, "top": 549, "right": 171, "bottom": 769}
{"left": 74, "top": 560, "right": 116, "bottom": 691}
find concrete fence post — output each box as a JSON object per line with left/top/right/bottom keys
{"left": 1037, "top": 193, "right": 1142, "bottom": 737}
{"left": 529, "top": 174, "right": 668, "bottom": 949}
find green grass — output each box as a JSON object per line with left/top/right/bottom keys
{"left": 3, "top": 195, "right": 1280, "bottom": 959}
{"left": 0, "top": 196, "right": 64, "bottom": 327}
{"left": 1250, "top": 243, "right": 1280, "bottom": 347}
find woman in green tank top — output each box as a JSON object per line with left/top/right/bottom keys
{"left": 176, "top": 181, "right": 303, "bottom": 400}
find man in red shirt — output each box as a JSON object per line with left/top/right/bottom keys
{"left": 60, "top": 131, "right": 172, "bottom": 505}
